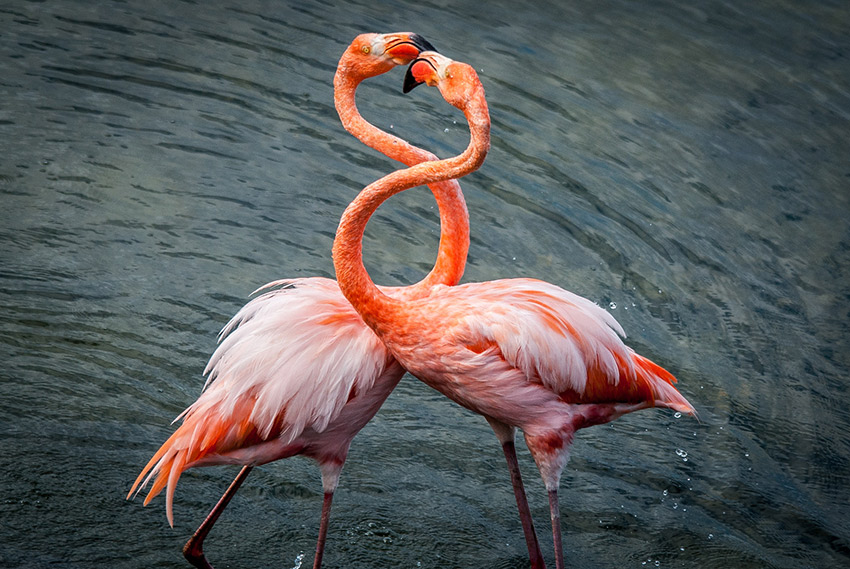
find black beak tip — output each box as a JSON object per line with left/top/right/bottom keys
{"left": 403, "top": 65, "right": 424, "bottom": 94}
{"left": 409, "top": 33, "right": 437, "bottom": 54}
{"left": 401, "top": 64, "right": 422, "bottom": 93}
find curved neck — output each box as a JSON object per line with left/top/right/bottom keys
{"left": 333, "top": 67, "right": 469, "bottom": 289}
{"left": 333, "top": 86, "right": 490, "bottom": 334}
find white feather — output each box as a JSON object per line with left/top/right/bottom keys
{"left": 190, "top": 277, "right": 392, "bottom": 445}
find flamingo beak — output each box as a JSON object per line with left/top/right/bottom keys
{"left": 403, "top": 56, "right": 437, "bottom": 93}
{"left": 405, "top": 33, "right": 437, "bottom": 54}
{"left": 383, "top": 33, "right": 438, "bottom": 65}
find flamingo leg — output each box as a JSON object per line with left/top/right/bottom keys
{"left": 547, "top": 489, "right": 564, "bottom": 569}
{"left": 501, "top": 439, "right": 547, "bottom": 569}
{"left": 312, "top": 491, "right": 335, "bottom": 569}
{"left": 183, "top": 465, "right": 254, "bottom": 569}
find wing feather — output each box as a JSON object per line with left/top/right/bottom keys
{"left": 447, "top": 278, "right": 636, "bottom": 396}
{"left": 201, "top": 277, "right": 393, "bottom": 443}
{"left": 128, "top": 277, "right": 398, "bottom": 521}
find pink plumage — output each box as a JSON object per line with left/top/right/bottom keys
{"left": 131, "top": 278, "right": 401, "bottom": 526}
{"left": 127, "top": 33, "right": 475, "bottom": 569}
{"left": 333, "top": 52, "right": 696, "bottom": 569}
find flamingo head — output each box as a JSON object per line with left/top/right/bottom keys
{"left": 403, "top": 52, "right": 484, "bottom": 110}
{"left": 344, "top": 33, "right": 437, "bottom": 79}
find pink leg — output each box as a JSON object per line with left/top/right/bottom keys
{"left": 183, "top": 465, "right": 253, "bottom": 569}
{"left": 501, "top": 440, "right": 547, "bottom": 569}
{"left": 548, "top": 489, "right": 564, "bottom": 569}
{"left": 312, "top": 491, "right": 335, "bottom": 569}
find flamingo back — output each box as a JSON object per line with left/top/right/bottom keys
{"left": 429, "top": 278, "right": 695, "bottom": 414}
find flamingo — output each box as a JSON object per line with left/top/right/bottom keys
{"left": 126, "top": 33, "right": 500, "bottom": 569}
{"left": 332, "top": 51, "right": 697, "bottom": 569}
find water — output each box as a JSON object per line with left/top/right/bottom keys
{"left": 1, "top": 1, "right": 848, "bottom": 567}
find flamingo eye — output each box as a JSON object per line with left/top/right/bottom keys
{"left": 361, "top": 45, "right": 371, "bottom": 55}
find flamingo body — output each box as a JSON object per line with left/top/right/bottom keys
{"left": 128, "top": 33, "right": 490, "bottom": 569}
{"left": 333, "top": 52, "right": 696, "bottom": 568}
{"left": 133, "top": 277, "right": 404, "bottom": 525}
{"left": 129, "top": 32, "right": 453, "bottom": 523}
{"left": 371, "top": 277, "right": 693, "bottom": 490}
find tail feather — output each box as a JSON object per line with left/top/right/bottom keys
{"left": 127, "top": 393, "right": 273, "bottom": 526}
{"left": 127, "top": 426, "right": 189, "bottom": 527}
{"left": 165, "top": 452, "right": 187, "bottom": 527}
{"left": 127, "top": 430, "right": 178, "bottom": 500}
{"left": 127, "top": 407, "right": 229, "bottom": 527}
{"left": 632, "top": 353, "right": 697, "bottom": 417}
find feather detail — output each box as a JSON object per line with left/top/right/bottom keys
{"left": 405, "top": 278, "right": 695, "bottom": 415}
{"left": 448, "top": 278, "right": 631, "bottom": 395}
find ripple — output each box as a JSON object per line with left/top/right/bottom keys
{"left": 2, "top": 1, "right": 849, "bottom": 568}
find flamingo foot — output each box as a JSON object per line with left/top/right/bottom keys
{"left": 183, "top": 537, "right": 214, "bottom": 569}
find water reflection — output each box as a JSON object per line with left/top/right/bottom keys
{"left": 1, "top": 1, "right": 848, "bottom": 568}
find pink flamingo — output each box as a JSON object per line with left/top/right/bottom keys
{"left": 333, "top": 51, "right": 697, "bottom": 569}
{"left": 127, "top": 33, "right": 509, "bottom": 569}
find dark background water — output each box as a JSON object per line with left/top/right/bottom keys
{"left": 1, "top": 1, "right": 848, "bottom": 568}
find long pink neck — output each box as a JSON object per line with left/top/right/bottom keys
{"left": 333, "top": 82, "right": 490, "bottom": 334}
{"left": 333, "top": 68, "right": 469, "bottom": 290}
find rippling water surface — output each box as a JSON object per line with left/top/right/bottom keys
{"left": 2, "top": 1, "right": 849, "bottom": 568}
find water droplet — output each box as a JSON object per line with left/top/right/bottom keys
{"left": 708, "top": 533, "right": 714, "bottom": 540}
{"left": 674, "top": 411, "right": 682, "bottom": 418}
{"left": 444, "top": 127, "right": 450, "bottom": 132}
{"left": 662, "top": 489, "right": 668, "bottom": 496}
{"left": 676, "top": 448, "right": 688, "bottom": 458}
{"left": 609, "top": 301, "right": 617, "bottom": 309}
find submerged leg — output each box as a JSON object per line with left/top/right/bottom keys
{"left": 502, "top": 439, "right": 547, "bottom": 569}
{"left": 313, "top": 458, "right": 346, "bottom": 569}
{"left": 183, "top": 465, "right": 254, "bottom": 569}
{"left": 312, "top": 490, "right": 335, "bottom": 569}
{"left": 548, "top": 489, "right": 564, "bottom": 569}
{"left": 523, "top": 427, "right": 575, "bottom": 569}
{"left": 486, "top": 417, "right": 546, "bottom": 569}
